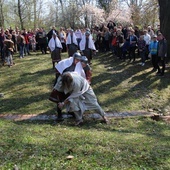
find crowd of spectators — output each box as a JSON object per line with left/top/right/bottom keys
{"left": 0, "top": 22, "right": 167, "bottom": 76}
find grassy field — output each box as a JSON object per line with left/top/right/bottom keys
{"left": 0, "top": 117, "right": 170, "bottom": 170}
{"left": 0, "top": 52, "right": 170, "bottom": 169}
{"left": 0, "top": 52, "right": 170, "bottom": 115}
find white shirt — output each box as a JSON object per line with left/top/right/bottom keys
{"left": 144, "top": 33, "right": 151, "bottom": 45}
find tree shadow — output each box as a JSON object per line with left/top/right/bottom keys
{"left": 90, "top": 52, "right": 170, "bottom": 112}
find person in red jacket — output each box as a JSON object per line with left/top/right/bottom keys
{"left": 22, "top": 29, "right": 30, "bottom": 55}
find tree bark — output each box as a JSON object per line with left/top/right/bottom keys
{"left": 158, "top": 0, "right": 170, "bottom": 60}
{"left": 33, "top": 0, "right": 37, "bottom": 30}
{"left": 18, "top": 0, "right": 24, "bottom": 29}
{"left": 0, "top": 0, "right": 4, "bottom": 27}
{"left": 59, "top": 0, "right": 66, "bottom": 28}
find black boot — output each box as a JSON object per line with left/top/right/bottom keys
{"left": 67, "top": 112, "right": 76, "bottom": 118}
{"left": 56, "top": 106, "right": 64, "bottom": 121}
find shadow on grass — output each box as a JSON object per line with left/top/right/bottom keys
{"left": 92, "top": 52, "right": 170, "bottom": 112}
{"left": 0, "top": 92, "right": 56, "bottom": 114}
{"left": 1, "top": 51, "right": 169, "bottom": 117}
{"left": 13, "top": 116, "right": 170, "bottom": 140}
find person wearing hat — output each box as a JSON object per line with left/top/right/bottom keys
{"left": 149, "top": 34, "right": 159, "bottom": 71}
{"left": 66, "top": 29, "right": 78, "bottom": 57}
{"left": 79, "top": 31, "right": 96, "bottom": 64}
{"left": 80, "top": 56, "right": 92, "bottom": 84}
{"left": 3, "top": 34, "right": 14, "bottom": 67}
{"left": 49, "top": 52, "right": 91, "bottom": 121}
{"left": 48, "top": 32, "right": 63, "bottom": 69}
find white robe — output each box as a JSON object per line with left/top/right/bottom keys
{"left": 66, "top": 32, "right": 78, "bottom": 45}
{"left": 48, "top": 37, "right": 63, "bottom": 52}
{"left": 79, "top": 34, "right": 96, "bottom": 51}
{"left": 63, "top": 72, "right": 105, "bottom": 119}
{"left": 55, "top": 57, "right": 86, "bottom": 79}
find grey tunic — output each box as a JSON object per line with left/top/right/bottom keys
{"left": 62, "top": 72, "right": 106, "bottom": 120}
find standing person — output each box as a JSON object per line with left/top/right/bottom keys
{"left": 0, "top": 28, "right": 6, "bottom": 64}
{"left": 156, "top": 33, "right": 167, "bottom": 77}
{"left": 138, "top": 35, "right": 146, "bottom": 66}
{"left": 48, "top": 32, "right": 63, "bottom": 69}
{"left": 149, "top": 35, "right": 158, "bottom": 71}
{"left": 17, "top": 31, "right": 25, "bottom": 58}
{"left": 143, "top": 30, "right": 151, "bottom": 60}
{"left": 75, "top": 28, "right": 82, "bottom": 49}
{"left": 3, "top": 34, "right": 14, "bottom": 67}
{"left": 47, "top": 26, "right": 58, "bottom": 43}
{"left": 59, "top": 27, "right": 67, "bottom": 53}
{"left": 80, "top": 56, "right": 92, "bottom": 84}
{"left": 116, "top": 29, "right": 124, "bottom": 59}
{"left": 11, "top": 31, "right": 17, "bottom": 53}
{"left": 36, "top": 28, "right": 48, "bottom": 54}
{"left": 147, "top": 26, "right": 155, "bottom": 39}
{"left": 103, "top": 28, "right": 110, "bottom": 52}
{"left": 22, "top": 29, "right": 30, "bottom": 55}
{"left": 128, "top": 29, "right": 138, "bottom": 62}
{"left": 29, "top": 34, "right": 37, "bottom": 52}
{"left": 66, "top": 29, "right": 78, "bottom": 57}
{"left": 79, "top": 31, "right": 96, "bottom": 64}
{"left": 57, "top": 72, "right": 108, "bottom": 125}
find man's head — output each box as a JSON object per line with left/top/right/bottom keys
{"left": 116, "top": 29, "right": 121, "bottom": 35}
{"left": 70, "top": 29, "right": 74, "bottom": 35}
{"left": 129, "top": 29, "right": 135, "bottom": 35}
{"left": 8, "top": 34, "right": 12, "bottom": 39}
{"left": 62, "top": 72, "right": 73, "bottom": 90}
{"left": 143, "top": 30, "right": 147, "bottom": 35}
{"left": 80, "top": 56, "right": 88, "bottom": 67}
{"left": 73, "top": 52, "right": 82, "bottom": 64}
{"left": 157, "top": 33, "right": 163, "bottom": 41}
{"left": 153, "top": 35, "right": 157, "bottom": 41}
{"left": 85, "top": 31, "right": 90, "bottom": 37}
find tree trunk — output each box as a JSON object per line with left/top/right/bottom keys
{"left": 0, "top": 0, "right": 4, "bottom": 27}
{"left": 33, "top": 0, "right": 37, "bottom": 30}
{"left": 158, "top": 0, "right": 170, "bottom": 61}
{"left": 59, "top": 0, "right": 66, "bottom": 28}
{"left": 18, "top": 0, "right": 24, "bottom": 29}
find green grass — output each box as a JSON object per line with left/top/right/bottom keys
{"left": 0, "top": 51, "right": 170, "bottom": 169}
{"left": 0, "top": 118, "right": 169, "bottom": 169}
{"left": 0, "top": 51, "right": 170, "bottom": 115}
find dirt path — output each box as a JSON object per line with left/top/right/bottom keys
{"left": 0, "top": 111, "right": 169, "bottom": 123}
